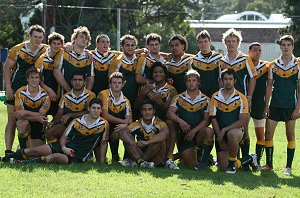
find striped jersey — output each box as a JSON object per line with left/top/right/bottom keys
{"left": 136, "top": 54, "right": 166, "bottom": 80}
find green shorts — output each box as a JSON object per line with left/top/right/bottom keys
{"left": 251, "top": 108, "right": 264, "bottom": 120}
{"left": 177, "top": 130, "right": 196, "bottom": 153}
{"left": 268, "top": 107, "right": 294, "bottom": 122}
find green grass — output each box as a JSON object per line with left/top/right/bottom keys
{"left": 0, "top": 102, "right": 299, "bottom": 197}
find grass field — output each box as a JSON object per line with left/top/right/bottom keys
{"left": 0, "top": 102, "right": 299, "bottom": 197}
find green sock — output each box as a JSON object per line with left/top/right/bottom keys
{"left": 18, "top": 134, "right": 29, "bottom": 149}
{"left": 265, "top": 146, "right": 273, "bottom": 166}
{"left": 240, "top": 144, "right": 250, "bottom": 158}
{"left": 286, "top": 148, "right": 295, "bottom": 168}
{"left": 196, "top": 146, "right": 203, "bottom": 161}
{"left": 109, "top": 140, "right": 119, "bottom": 160}
{"left": 240, "top": 155, "right": 252, "bottom": 166}
{"left": 255, "top": 144, "right": 264, "bottom": 165}
{"left": 5, "top": 150, "right": 14, "bottom": 156}
{"left": 228, "top": 159, "right": 235, "bottom": 168}
{"left": 201, "top": 144, "right": 213, "bottom": 165}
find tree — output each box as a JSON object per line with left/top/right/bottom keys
{"left": 0, "top": 0, "right": 25, "bottom": 48}
{"left": 282, "top": 0, "right": 300, "bottom": 56}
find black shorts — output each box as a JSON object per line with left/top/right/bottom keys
{"left": 48, "top": 142, "right": 78, "bottom": 164}
{"left": 268, "top": 107, "right": 294, "bottom": 122}
{"left": 251, "top": 108, "right": 264, "bottom": 120}
{"left": 47, "top": 101, "right": 59, "bottom": 116}
{"left": 6, "top": 99, "right": 15, "bottom": 106}
{"left": 30, "top": 122, "right": 46, "bottom": 141}
{"left": 177, "top": 130, "right": 196, "bottom": 153}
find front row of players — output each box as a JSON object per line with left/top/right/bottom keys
{"left": 2, "top": 66, "right": 260, "bottom": 174}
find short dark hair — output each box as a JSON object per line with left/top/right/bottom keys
{"left": 48, "top": 32, "right": 65, "bottom": 44}
{"left": 279, "top": 35, "right": 294, "bottom": 46}
{"left": 150, "top": 62, "right": 168, "bottom": 76}
{"left": 89, "top": 98, "right": 101, "bottom": 108}
{"left": 248, "top": 42, "right": 261, "bottom": 50}
{"left": 29, "top": 24, "right": 45, "bottom": 35}
{"left": 221, "top": 68, "right": 237, "bottom": 81}
{"left": 140, "top": 99, "right": 155, "bottom": 110}
{"left": 196, "top": 30, "right": 211, "bottom": 41}
{"left": 168, "top": 34, "right": 188, "bottom": 51}
{"left": 26, "top": 66, "right": 42, "bottom": 79}
{"left": 71, "top": 71, "right": 86, "bottom": 80}
{"left": 146, "top": 33, "right": 162, "bottom": 45}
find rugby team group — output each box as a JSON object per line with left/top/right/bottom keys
{"left": 1, "top": 24, "right": 299, "bottom": 175}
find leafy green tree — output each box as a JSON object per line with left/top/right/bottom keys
{"left": 0, "top": 0, "right": 24, "bottom": 48}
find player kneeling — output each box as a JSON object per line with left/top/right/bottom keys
{"left": 117, "top": 100, "right": 169, "bottom": 168}
{"left": 1, "top": 98, "right": 108, "bottom": 164}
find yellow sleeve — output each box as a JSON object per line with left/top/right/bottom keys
{"left": 240, "top": 94, "right": 249, "bottom": 114}
{"left": 98, "top": 90, "right": 108, "bottom": 110}
{"left": 135, "top": 55, "right": 146, "bottom": 75}
{"left": 35, "top": 56, "right": 44, "bottom": 69}
{"left": 14, "top": 89, "right": 24, "bottom": 111}
{"left": 209, "top": 94, "right": 217, "bottom": 117}
{"left": 8, "top": 44, "right": 21, "bottom": 61}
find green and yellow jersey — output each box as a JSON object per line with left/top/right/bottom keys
{"left": 220, "top": 52, "right": 257, "bottom": 95}
{"left": 35, "top": 48, "right": 64, "bottom": 98}
{"left": 59, "top": 88, "right": 95, "bottom": 115}
{"left": 170, "top": 91, "right": 210, "bottom": 129}
{"left": 210, "top": 88, "right": 248, "bottom": 130}
{"left": 136, "top": 54, "right": 166, "bottom": 80}
{"left": 166, "top": 53, "right": 193, "bottom": 93}
{"left": 146, "top": 83, "right": 177, "bottom": 120}
{"left": 251, "top": 60, "right": 269, "bottom": 111}
{"left": 109, "top": 53, "right": 139, "bottom": 102}
{"left": 58, "top": 50, "right": 93, "bottom": 92}
{"left": 91, "top": 49, "right": 120, "bottom": 95}
{"left": 8, "top": 42, "right": 47, "bottom": 91}
{"left": 190, "top": 51, "right": 222, "bottom": 98}
{"left": 15, "top": 85, "right": 50, "bottom": 113}
{"left": 65, "top": 115, "right": 109, "bottom": 162}
{"left": 98, "top": 89, "right": 132, "bottom": 133}
{"left": 268, "top": 56, "right": 300, "bottom": 108}
{"left": 127, "top": 116, "right": 167, "bottom": 141}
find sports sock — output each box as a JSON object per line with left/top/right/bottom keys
{"left": 240, "top": 139, "right": 250, "bottom": 158}
{"left": 136, "top": 158, "right": 144, "bottom": 166}
{"left": 109, "top": 139, "right": 119, "bottom": 161}
{"left": 228, "top": 157, "right": 237, "bottom": 168}
{"left": 286, "top": 141, "right": 296, "bottom": 168}
{"left": 1, "top": 149, "right": 27, "bottom": 162}
{"left": 201, "top": 141, "right": 214, "bottom": 165}
{"left": 265, "top": 140, "right": 274, "bottom": 167}
{"left": 255, "top": 140, "right": 265, "bottom": 165}
{"left": 196, "top": 146, "right": 203, "bottom": 161}
{"left": 5, "top": 150, "right": 14, "bottom": 156}
{"left": 47, "top": 138, "right": 58, "bottom": 144}
{"left": 18, "top": 132, "right": 30, "bottom": 149}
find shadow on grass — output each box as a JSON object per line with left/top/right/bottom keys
{"left": 0, "top": 161, "right": 299, "bottom": 190}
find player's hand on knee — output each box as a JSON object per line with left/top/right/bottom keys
{"left": 38, "top": 116, "right": 48, "bottom": 124}
{"left": 185, "top": 129, "right": 196, "bottom": 141}
{"left": 263, "top": 106, "right": 269, "bottom": 118}
{"left": 179, "top": 120, "right": 190, "bottom": 133}
{"left": 14, "top": 110, "right": 25, "bottom": 119}
{"left": 137, "top": 140, "right": 148, "bottom": 147}
{"left": 6, "top": 87, "right": 14, "bottom": 100}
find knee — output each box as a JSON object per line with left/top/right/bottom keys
{"left": 204, "top": 128, "right": 215, "bottom": 141}
{"left": 17, "top": 120, "right": 30, "bottom": 134}
{"left": 110, "top": 131, "right": 120, "bottom": 141}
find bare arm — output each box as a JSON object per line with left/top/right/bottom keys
{"left": 291, "top": 79, "right": 300, "bottom": 119}
{"left": 263, "top": 79, "right": 273, "bottom": 117}
{"left": 101, "top": 108, "right": 129, "bottom": 124}
{"left": 135, "top": 74, "right": 154, "bottom": 85}
{"left": 86, "top": 76, "right": 94, "bottom": 90}
{"left": 53, "top": 68, "right": 71, "bottom": 92}
{"left": 3, "top": 58, "right": 16, "bottom": 100}
{"left": 99, "top": 140, "right": 108, "bottom": 163}
{"left": 40, "top": 81, "right": 57, "bottom": 102}
{"left": 147, "top": 127, "right": 169, "bottom": 144}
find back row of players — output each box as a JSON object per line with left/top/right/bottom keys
{"left": 1, "top": 25, "right": 299, "bottom": 175}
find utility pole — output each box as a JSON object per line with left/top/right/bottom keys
{"left": 117, "top": 8, "right": 121, "bottom": 51}
{"left": 43, "top": 0, "right": 47, "bottom": 42}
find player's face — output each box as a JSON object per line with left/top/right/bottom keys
{"left": 147, "top": 40, "right": 160, "bottom": 54}
{"left": 249, "top": 45, "right": 261, "bottom": 62}
{"left": 280, "top": 40, "right": 294, "bottom": 56}
{"left": 122, "top": 39, "right": 136, "bottom": 56}
{"left": 71, "top": 75, "right": 85, "bottom": 90}
{"left": 225, "top": 36, "right": 239, "bottom": 53}
{"left": 29, "top": 31, "right": 44, "bottom": 47}
{"left": 49, "top": 39, "right": 63, "bottom": 53}
{"left": 97, "top": 37, "right": 110, "bottom": 53}
{"left": 141, "top": 104, "right": 155, "bottom": 121}
{"left": 185, "top": 76, "right": 200, "bottom": 92}
{"left": 74, "top": 32, "right": 89, "bottom": 48}
{"left": 110, "top": 77, "right": 124, "bottom": 92}
{"left": 222, "top": 73, "right": 236, "bottom": 90}
{"left": 197, "top": 37, "right": 211, "bottom": 54}
{"left": 89, "top": 103, "right": 102, "bottom": 118}
{"left": 169, "top": 39, "right": 185, "bottom": 56}
{"left": 27, "top": 72, "right": 41, "bottom": 88}
{"left": 152, "top": 66, "right": 166, "bottom": 83}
